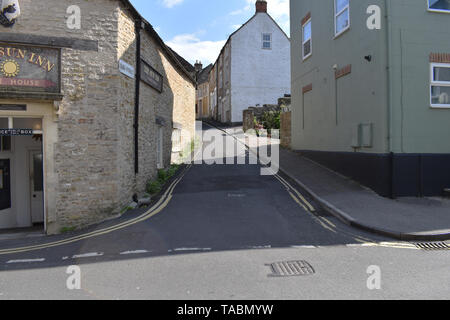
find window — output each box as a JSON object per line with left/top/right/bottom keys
{"left": 157, "top": 126, "right": 164, "bottom": 169}
{"left": 0, "top": 136, "right": 11, "bottom": 152}
{"left": 262, "top": 33, "right": 272, "bottom": 49}
{"left": 335, "top": 0, "right": 350, "bottom": 36}
{"left": 172, "top": 129, "right": 181, "bottom": 153}
{"left": 302, "top": 20, "right": 312, "bottom": 60}
{"left": 428, "top": 0, "right": 450, "bottom": 12}
{"left": 430, "top": 63, "right": 450, "bottom": 108}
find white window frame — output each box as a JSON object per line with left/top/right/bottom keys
{"left": 171, "top": 129, "right": 182, "bottom": 153}
{"left": 427, "top": 0, "right": 450, "bottom": 13}
{"left": 302, "top": 19, "right": 312, "bottom": 60}
{"left": 157, "top": 126, "right": 164, "bottom": 169}
{"left": 334, "top": 0, "right": 350, "bottom": 38}
{"left": 430, "top": 62, "right": 450, "bottom": 108}
{"left": 262, "top": 33, "right": 272, "bottom": 50}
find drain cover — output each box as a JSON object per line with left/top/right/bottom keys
{"left": 267, "top": 260, "right": 315, "bottom": 277}
{"left": 414, "top": 242, "right": 450, "bottom": 251}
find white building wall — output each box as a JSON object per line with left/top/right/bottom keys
{"left": 230, "top": 13, "right": 291, "bottom": 123}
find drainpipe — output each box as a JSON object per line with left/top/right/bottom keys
{"left": 134, "top": 19, "right": 142, "bottom": 174}
{"left": 385, "top": 0, "right": 394, "bottom": 198}
{"left": 216, "top": 65, "right": 219, "bottom": 120}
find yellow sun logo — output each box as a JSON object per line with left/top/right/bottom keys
{"left": 0, "top": 60, "right": 20, "bottom": 78}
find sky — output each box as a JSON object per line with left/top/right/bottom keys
{"left": 129, "top": 0, "right": 290, "bottom": 66}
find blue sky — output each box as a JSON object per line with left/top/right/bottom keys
{"left": 129, "top": 0, "right": 290, "bottom": 65}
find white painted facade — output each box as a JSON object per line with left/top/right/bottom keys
{"left": 227, "top": 12, "right": 291, "bottom": 123}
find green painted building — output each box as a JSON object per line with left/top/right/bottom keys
{"left": 290, "top": 0, "right": 450, "bottom": 197}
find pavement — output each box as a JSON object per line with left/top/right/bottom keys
{"left": 207, "top": 121, "right": 450, "bottom": 241}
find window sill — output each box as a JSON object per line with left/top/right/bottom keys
{"left": 431, "top": 105, "right": 450, "bottom": 109}
{"left": 427, "top": 9, "right": 450, "bottom": 14}
{"left": 302, "top": 54, "right": 312, "bottom": 62}
{"left": 334, "top": 26, "right": 350, "bottom": 40}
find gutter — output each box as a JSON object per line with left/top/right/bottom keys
{"left": 134, "top": 19, "right": 142, "bottom": 174}
{"left": 384, "top": 0, "right": 395, "bottom": 198}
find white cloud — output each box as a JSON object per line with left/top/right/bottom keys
{"left": 166, "top": 33, "right": 226, "bottom": 65}
{"left": 232, "top": 0, "right": 290, "bottom": 35}
{"left": 162, "top": 0, "right": 184, "bottom": 8}
{"left": 231, "top": 24, "right": 242, "bottom": 31}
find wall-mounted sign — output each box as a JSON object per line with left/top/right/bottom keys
{"left": 0, "top": 104, "right": 25, "bottom": 111}
{"left": 0, "top": 44, "right": 61, "bottom": 94}
{"left": 0, "top": 128, "right": 33, "bottom": 136}
{"left": 0, "top": 0, "right": 21, "bottom": 28}
{"left": 141, "top": 59, "right": 163, "bottom": 93}
{"left": 119, "top": 59, "right": 135, "bottom": 79}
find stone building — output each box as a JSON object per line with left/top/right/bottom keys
{"left": 195, "top": 62, "right": 213, "bottom": 119}
{"left": 0, "top": 0, "right": 196, "bottom": 234}
{"left": 208, "top": 0, "right": 290, "bottom": 125}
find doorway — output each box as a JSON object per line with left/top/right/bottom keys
{"left": 29, "top": 150, "right": 44, "bottom": 224}
{"left": 0, "top": 117, "right": 44, "bottom": 230}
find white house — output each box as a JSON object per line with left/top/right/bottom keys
{"left": 212, "top": 0, "right": 291, "bottom": 124}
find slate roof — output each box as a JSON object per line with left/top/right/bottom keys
{"left": 119, "top": 0, "right": 196, "bottom": 84}
{"left": 197, "top": 64, "right": 213, "bottom": 84}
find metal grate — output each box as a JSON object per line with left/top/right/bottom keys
{"left": 267, "top": 260, "right": 315, "bottom": 277}
{"left": 414, "top": 242, "right": 450, "bottom": 251}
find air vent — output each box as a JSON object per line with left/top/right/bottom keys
{"left": 414, "top": 242, "right": 450, "bottom": 251}
{"left": 267, "top": 260, "right": 315, "bottom": 277}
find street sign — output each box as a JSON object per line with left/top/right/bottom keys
{"left": 119, "top": 59, "right": 135, "bottom": 79}
{"left": 0, "top": 128, "right": 33, "bottom": 136}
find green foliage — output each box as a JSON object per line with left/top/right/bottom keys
{"left": 261, "top": 111, "right": 281, "bottom": 133}
{"left": 60, "top": 226, "right": 76, "bottom": 234}
{"left": 157, "top": 169, "right": 168, "bottom": 182}
{"left": 147, "top": 180, "right": 162, "bottom": 195}
{"left": 146, "top": 165, "right": 181, "bottom": 195}
{"left": 120, "top": 206, "right": 135, "bottom": 215}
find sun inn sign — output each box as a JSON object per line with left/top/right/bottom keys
{"left": 0, "top": 44, "right": 61, "bottom": 96}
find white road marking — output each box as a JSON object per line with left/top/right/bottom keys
{"left": 173, "top": 248, "right": 212, "bottom": 252}
{"left": 7, "top": 258, "right": 45, "bottom": 264}
{"left": 291, "top": 245, "right": 317, "bottom": 249}
{"left": 346, "top": 242, "right": 419, "bottom": 250}
{"left": 248, "top": 245, "right": 272, "bottom": 250}
{"left": 72, "top": 252, "right": 104, "bottom": 259}
{"left": 120, "top": 250, "right": 149, "bottom": 255}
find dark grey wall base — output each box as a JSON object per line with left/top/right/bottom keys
{"left": 298, "top": 150, "right": 450, "bottom": 198}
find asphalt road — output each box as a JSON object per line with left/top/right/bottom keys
{"left": 0, "top": 123, "right": 448, "bottom": 300}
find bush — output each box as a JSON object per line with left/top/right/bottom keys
{"left": 147, "top": 180, "right": 162, "bottom": 195}
{"left": 167, "top": 164, "right": 179, "bottom": 177}
{"left": 146, "top": 165, "right": 181, "bottom": 195}
{"left": 261, "top": 111, "right": 281, "bottom": 133}
{"left": 157, "top": 169, "right": 168, "bottom": 182}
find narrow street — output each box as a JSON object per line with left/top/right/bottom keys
{"left": 0, "top": 124, "right": 448, "bottom": 300}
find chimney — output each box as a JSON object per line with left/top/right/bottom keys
{"left": 194, "top": 60, "right": 203, "bottom": 73}
{"left": 255, "top": 0, "right": 267, "bottom": 13}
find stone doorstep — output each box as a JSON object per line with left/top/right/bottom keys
{"left": 0, "top": 230, "right": 46, "bottom": 241}
{"left": 444, "top": 188, "right": 450, "bottom": 198}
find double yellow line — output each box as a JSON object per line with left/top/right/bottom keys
{"left": 274, "top": 174, "right": 315, "bottom": 212}
{"left": 0, "top": 165, "right": 191, "bottom": 256}
{"left": 274, "top": 172, "right": 376, "bottom": 243}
